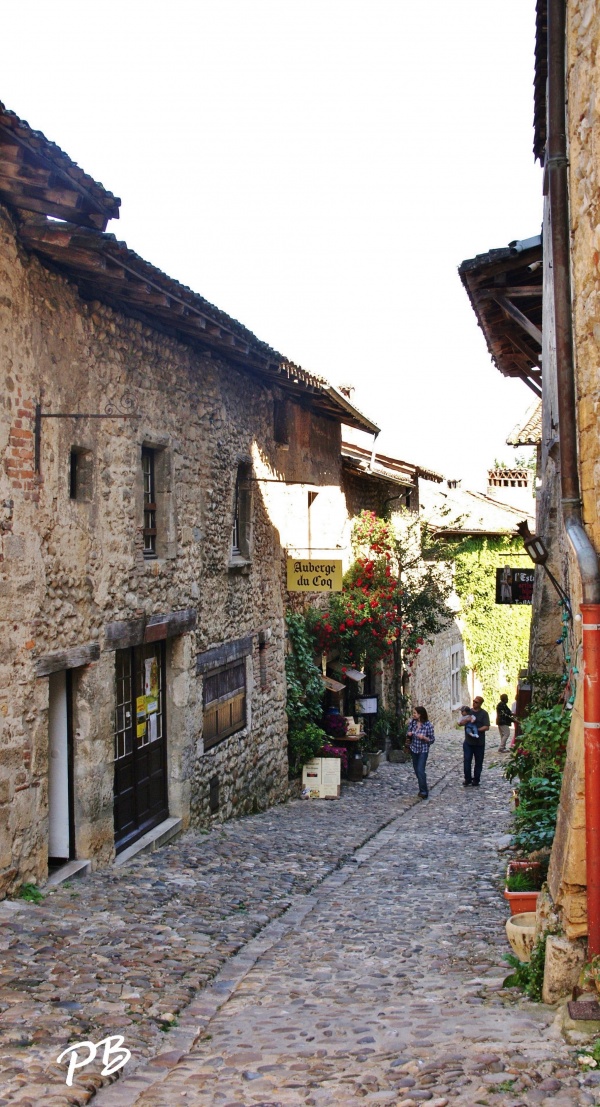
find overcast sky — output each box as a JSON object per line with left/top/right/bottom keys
{"left": 2, "top": 0, "right": 541, "bottom": 490}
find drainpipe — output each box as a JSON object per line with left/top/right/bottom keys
{"left": 547, "top": 0, "right": 600, "bottom": 954}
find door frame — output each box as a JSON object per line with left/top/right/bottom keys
{"left": 48, "top": 669, "right": 75, "bottom": 865}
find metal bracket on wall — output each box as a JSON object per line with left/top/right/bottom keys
{"left": 34, "top": 395, "right": 140, "bottom": 475}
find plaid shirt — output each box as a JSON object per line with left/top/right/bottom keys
{"left": 407, "top": 720, "right": 435, "bottom": 753}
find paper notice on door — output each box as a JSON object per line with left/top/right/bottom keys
{"left": 136, "top": 695, "right": 146, "bottom": 718}
{"left": 136, "top": 721, "right": 146, "bottom": 739}
{"left": 148, "top": 713, "right": 158, "bottom": 743}
{"left": 145, "top": 697, "right": 158, "bottom": 715}
{"left": 145, "top": 657, "right": 159, "bottom": 698}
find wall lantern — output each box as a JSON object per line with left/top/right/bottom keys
{"left": 516, "top": 521, "right": 572, "bottom": 617}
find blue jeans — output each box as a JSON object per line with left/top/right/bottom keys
{"left": 411, "top": 750, "right": 429, "bottom": 796}
{"left": 463, "top": 739, "right": 485, "bottom": 784}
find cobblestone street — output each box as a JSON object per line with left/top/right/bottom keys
{"left": 1, "top": 732, "right": 595, "bottom": 1106}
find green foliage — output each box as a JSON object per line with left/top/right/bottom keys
{"left": 285, "top": 613, "right": 326, "bottom": 777}
{"left": 18, "top": 883, "right": 44, "bottom": 905}
{"left": 453, "top": 536, "right": 532, "bottom": 706}
{"left": 288, "top": 723, "right": 326, "bottom": 778}
{"left": 503, "top": 931, "right": 549, "bottom": 1001}
{"left": 506, "top": 869, "right": 541, "bottom": 892}
{"left": 371, "top": 701, "right": 411, "bottom": 748}
{"left": 530, "top": 672, "right": 567, "bottom": 711}
{"left": 512, "top": 775, "right": 562, "bottom": 852}
{"left": 577, "top": 1042, "right": 600, "bottom": 1067}
{"left": 285, "top": 612, "right": 324, "bottom": 729}
{"left": 503, "top": 703, "right": 570, "bottom": 784}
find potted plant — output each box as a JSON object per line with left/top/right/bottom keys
{"left": 504, "top": 859, "right": 545, "bottom": 914}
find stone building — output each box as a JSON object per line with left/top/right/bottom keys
{"left": 459, "top": 0, "right": 600, "bottom": 983}
{"left": 411, "top": 480, "right": 534, "bottom": 728}
{"left": 0, "top": 103, "right": 378, "bottom": 895}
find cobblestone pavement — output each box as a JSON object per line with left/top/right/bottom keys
{"left": 0, "top": 732, "right": 596, "bottom": 1106}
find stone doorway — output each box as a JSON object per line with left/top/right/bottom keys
{"left": 48, "top": 670, "right": 75, "bottom": 865}
{"left": 113, "top": 641, "right": 168, "bottom": 852}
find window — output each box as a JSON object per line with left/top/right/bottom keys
{"left": 203, "top": 659, "right": 246, "bottom": 750}
{"left": 69, "top": 447, "right": 93, "bottom": 502}
{"left": 273, "top": 400, "right": 289, "bottom": 446}
{"left": 451, "top": 645, "right": 462, "bottom": 708}
{"left": 231, "top": 463, "right": 252, "bottom": 561}
{"left": 142, "top": 447, "right": 157, "bottom": 558}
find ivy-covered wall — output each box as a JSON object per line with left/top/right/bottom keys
{"left": 453, "top": 536, "right": 533, "bottom": 706}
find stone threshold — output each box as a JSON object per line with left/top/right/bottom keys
{"left": 46, "top": 859, "right": 92, "bottom": 886}
{"left": 114, "top": 816, "right": 183, "bottom": 867}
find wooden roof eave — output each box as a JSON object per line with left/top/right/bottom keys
{"left": 0, "top": 111, "right": 120, "bottom": 230}
{"left": 17, "top": 217, "right": 376, "bottom": 433}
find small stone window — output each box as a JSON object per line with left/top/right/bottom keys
{"left": 231, "top": 462, "right": 252, "bottom": 563}
{"left": 203, "top": 660, "right": 247, "bottom": 750}
{"left": 69, "top": 448, "right": 93, "bottom": 502}
{"left": 141, "top": 443, "right": 176, "bottom": 561}
{"left": 142, "top": 447, "right": 157, "bottom": 558}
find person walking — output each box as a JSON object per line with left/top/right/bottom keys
{"left": 496, "top": 693, "right": 515, "bottom": 752}
{"left": 459, "top": 695, "right": 490, "bottom": 787}
{"left": 406, "top": 706, "right": 435, "bottom": 799}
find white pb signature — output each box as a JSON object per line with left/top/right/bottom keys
{"left": 57, "top": 1035, "right": 131, "bottom": 1086}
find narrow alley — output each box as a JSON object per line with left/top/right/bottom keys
{"left": 0, "top": 733, "right": 593, "bottom": 1106}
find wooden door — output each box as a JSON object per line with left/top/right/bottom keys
{"left": 113, "top": 642, "right": 168, "bottom": 851}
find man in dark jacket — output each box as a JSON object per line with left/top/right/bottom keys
{"left": 496, "top": 693, "right": 515, "bottom": 752}
{"left": 459, "top": 695, "right": 490, "bottom": 787}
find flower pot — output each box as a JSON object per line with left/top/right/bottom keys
{"left": 505, "top": 911, "right": 537, "bottom": 963}
{"left": 368, "top": 751, "right": 382, "bottom": 772}
{"left": 504, "top": 888, "right": 539, "bottom": 914}
{"left": 388, "top": 749, "right": 408, "bottom": 764}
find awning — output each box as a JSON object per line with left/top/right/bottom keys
{"left": 322, "top": 675, "right": 345, "bottom": 693}
{"left": 331, "top": 665, "right": 366, "bottom": 683}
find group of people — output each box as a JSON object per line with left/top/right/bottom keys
{"left": 404, "top": 694, "right": 516, "bottom": 799}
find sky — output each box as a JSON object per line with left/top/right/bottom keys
{"left": 1, "top": 0, "right": 542, "bottom": 491}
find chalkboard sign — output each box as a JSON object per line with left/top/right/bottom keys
{"left": 495, "top": 567, "right": 534, "bottom": 605}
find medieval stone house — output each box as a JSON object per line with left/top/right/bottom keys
{"left": 0, "top": 102, "right": 378, "bottom": 895}
{"left": 459, "top": 0, "right": 600, "bottom": 989}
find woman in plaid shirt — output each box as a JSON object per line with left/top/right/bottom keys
{"left": 406, "top": 706, "right": 435, "bottom": 800}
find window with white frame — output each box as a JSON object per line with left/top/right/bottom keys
{"left": 451, "top": 645, "right": 462, "bottom": 708}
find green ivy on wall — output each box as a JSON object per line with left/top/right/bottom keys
{"left": 453, "top": 536, "right": 533, "bottom": 705}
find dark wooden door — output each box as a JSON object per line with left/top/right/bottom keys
{"left": 113, "top": 642, "right": 168, "bottom": 851}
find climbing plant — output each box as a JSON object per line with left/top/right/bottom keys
{"left": 453, "top": 536, "right": 533, "bottom": 706}
{"left": 285, "top": 612, "right": 326, "bottom": 777}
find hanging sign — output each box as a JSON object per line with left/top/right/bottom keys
{"left": 286, "top": 558, "right": 343, "bottom": 592}
{"left": 495, "top": 567, "right": 534, "bottom": 605}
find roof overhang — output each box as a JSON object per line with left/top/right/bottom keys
{"left": 459, "top": 236, "right": 543, "bottom": 397}
{"left": 15, "top": 216, "right": 378, "bottom": 433}
{"left": 0, "top": 102, "right": 120, "bottom": 230}
{"left": 341, "top": 441, "right": 442, "bottom": 485}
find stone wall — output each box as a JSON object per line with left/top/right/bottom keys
{"left": 0, "top": 201, "right": 348, "bottom": 893}
{"left": 409, "top": 619, "right": 469, "bottom": 731}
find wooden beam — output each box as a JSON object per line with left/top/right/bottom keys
{"left": 493, "top": 294, "right": 543, "bottom": 346}
{"left": 35, "top": 641, "right": 100, "bottom": 677}
{"left": 505, "top": 331, "right": 542, "bottom": 368}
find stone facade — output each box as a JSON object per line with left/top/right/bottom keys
{"left": 0, "top": 194, "right": 373, "bottom": 894}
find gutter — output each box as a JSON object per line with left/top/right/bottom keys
{"left": 547, "top": 0, "right": 600, "bottom": 955}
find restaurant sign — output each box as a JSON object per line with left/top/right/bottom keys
{"left": 495, "top": 566, "right": 534, "bottom": 605}
{"left": 286, "top": 558, "right": 343, "bottom": 592}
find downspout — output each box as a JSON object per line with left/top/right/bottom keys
{"left": 547, "top": 0, "right": 600, "bottom": 954}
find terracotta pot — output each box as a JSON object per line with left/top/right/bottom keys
{"left": 505, "top": 911, "right": 537, "bottom": 963}
{"left": 504, "top": 888, "right": 539, "bottom": 914}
